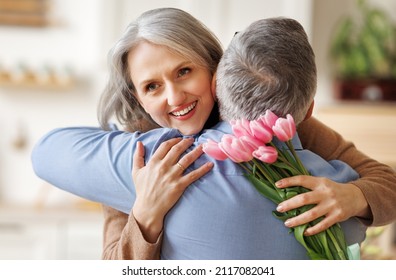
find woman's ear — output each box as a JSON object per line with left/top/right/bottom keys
{"left": 211, "top": 72, "right": 217, "bottom": 100}
{"left": 304, "top": 100, "right": 315, "bottom": 121}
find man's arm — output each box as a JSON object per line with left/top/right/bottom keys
{"left": 31, "top": 126, "right": 177, "bottom": 214}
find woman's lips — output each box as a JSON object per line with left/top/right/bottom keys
{"left": 170, "top": 101, "right": 197, "bottom": 118}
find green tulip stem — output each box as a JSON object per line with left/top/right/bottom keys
{"left": 285, "top": 141, "right": 310, "bottom": 175}
{"left": 326, "top": 228, "right": 347, "bottom": 260}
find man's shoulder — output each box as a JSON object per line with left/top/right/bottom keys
{"left": 298, "top": 149, "right": 359, "bottom": 183}
{"left": 197, "top": 121, "right": 231, "bottom": 142}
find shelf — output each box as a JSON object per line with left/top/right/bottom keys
{"left": 0, "top": 0, "right": 50, "bottom": 27}
{"left": 0, "top": 79, "right": 74, "bottom": 91}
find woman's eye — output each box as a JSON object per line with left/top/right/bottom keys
{"left": 145, "top": 83, "right": 159, "bottom": 93}
{"left": 177, "top": 67, "right": 191, "bottom": 77}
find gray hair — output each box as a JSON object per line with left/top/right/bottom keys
{"left": 216, "top": 17, "right": 317, "bottom": 125}
{"left": 98, "top": 8, "right": 223, "bottom": 131}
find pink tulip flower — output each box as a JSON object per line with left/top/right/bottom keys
{"left": 240, "top": 135, "right": 263, "bottom": 154}
{"left": 258, "top": 110, "right": 279, "bottom": 132}
{"left": 249, "top": 119, "right": 273, "bottom": 144}
{"left": 252, "top": 145, "right": 278, "bottom": 164}
{"left": 230, "top": 119, "right": 253, "bottom": 138}
{"left": 272, "top": 114, "right": 296, "bottom": 142}
{"left": 202, "top": 139, "right": 228, "bottom": 161}
{"left": 219, "top": 134, "right": 253, "bottom": 163}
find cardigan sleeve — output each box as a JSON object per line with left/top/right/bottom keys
{"left": 101, "top": 205, "right": 162, "bottom": 260}
{"left": 298, "top": 117, "right": 396, "bottom": 226}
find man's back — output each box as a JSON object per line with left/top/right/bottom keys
{"left": 31, "top": 122, "right": 366, "bottom": 259}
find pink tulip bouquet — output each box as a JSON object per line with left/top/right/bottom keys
{"left": 203, "top": 110, "right": 351, "bottom": 260}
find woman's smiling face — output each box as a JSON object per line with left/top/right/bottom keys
{"left": 128, "top": 41, "right": 215, "bottom": 135}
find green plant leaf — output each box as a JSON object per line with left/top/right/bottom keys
{"left": 245, "top": 174, "right": 282, "bottom": 204}
{"left": 293, "top": 224, "right": 327, "bottom": 259}
{"left": 329, "top": 224, "right": 349, "bottom": 259}
{"left": 271, "top": 162, "right": 300, "bottom": 176}
{"left": 285, "top": 191, "right": 298, "bottom": 200}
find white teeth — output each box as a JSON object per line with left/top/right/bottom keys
{"left": 172, "top": 102, "right": 197, "bottom": 116}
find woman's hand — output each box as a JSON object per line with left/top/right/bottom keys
{"left": 275, "top": 175, "right": 370, "bottom": 236}
{"left": 132, "top": 138, "right": 213, "bottom": 243}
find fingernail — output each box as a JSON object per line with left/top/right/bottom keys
{"left": 276, "top": 204, "right": 284, "bottom": 212}
{"left": 275, "top": 180, "right": 283, "bottom": 188}
{"left": 284, "top": 220, "right": 292, "bottom": 227}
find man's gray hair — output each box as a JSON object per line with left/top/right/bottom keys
{"left": 216, "top": 17, "right": 317, "bottom": 125}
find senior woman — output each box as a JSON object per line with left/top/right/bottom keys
{"left": 32, "top": 8, "right": 396, "bottom": 259}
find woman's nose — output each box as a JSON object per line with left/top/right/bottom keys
{"left": 166, "top": 83, "right": 186, "bottom": 106}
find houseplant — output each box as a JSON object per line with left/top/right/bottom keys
{"left": 329, "top": 0, "right": 396, "bottom": 101}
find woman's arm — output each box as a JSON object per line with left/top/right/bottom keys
{"left": 277, "top": 117, "right": 396, "bottom": 235}
{"left": 102, "top": 205, "right": 162, "bottom": 260}
{"left": 299, "top": 117, "right": 396, "bottom": 225}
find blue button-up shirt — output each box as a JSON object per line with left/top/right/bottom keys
{"left": 31, "top": 121, "right": 366, "bottom": 259}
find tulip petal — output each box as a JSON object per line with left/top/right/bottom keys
{"left": 272, "top": 114, "right": 296, "bottom": 142}
{"left": 202, "top": 139, "right": 228, "bottom": 160}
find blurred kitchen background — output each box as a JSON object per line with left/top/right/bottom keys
{"left": 0, "top": 0, "right": 395, "bottom": 259}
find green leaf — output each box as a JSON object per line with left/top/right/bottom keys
{"left": 331, "top": 224, "right": 347, "bottom": 248}
{"left": 286, "top": 186, "right": 310, "bottom": 195}
{"left": 306, "top": 251, "right": 328, "bottom": 260}
{"left": 326, "top": 226, "right": 348, "bottom": 260}
{"left": 318, "top": 231, "right": 333, "bottom": 259}
{"left": 329, "top": 224, "right": 349, "bottom": 259}
{"left": 279, "top": 148, "right": 298, "bottom": 167}
{"left": 271, "top": 162, "right": 300, "bottom": 176}
{"left": 245, "top": 174, "right": 282, "bottom": 204}
{"left": 305, "top": 233, "right": 323, "bottom": 256}
{"left": 285, "top": 191, "right": 298, "bottom": 200}
{"left": 327, "top": 233, "right": 339, "bottom": 259}
{"left": 294, "top": 224, "right": 310, "bottom": 251}
{"left": 285, "top": 141, "right": 310, "bottom": 175}
{"left": 293, "top": 224, "right": 326, "bottom": 259}
{"left": 330, "top": 17, "right": 354, "bottom": 58}
{"left": 262, "top": 163, "right": 283, "bottom": 184}
{"left": 272, "top": 210, "right": 294, "bottom": 221}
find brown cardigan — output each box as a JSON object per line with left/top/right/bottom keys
{"left": 101, "top": 117, "right": 396, "bottom": 260}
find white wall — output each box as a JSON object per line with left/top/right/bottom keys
{"left": 115, "top": 0, "right": 313, "bottom": 49}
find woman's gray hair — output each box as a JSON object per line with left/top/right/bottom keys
{"left": 98, "top": 8, "right": 223, "bottom": 131}
{"left": 216, "top": 17, "right": 317, "bottom": 125}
